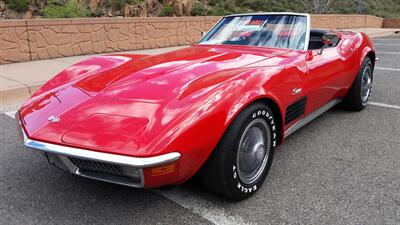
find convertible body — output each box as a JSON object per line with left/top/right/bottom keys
{"left": 17, "top": 13, "right": 375, "bottom": 196}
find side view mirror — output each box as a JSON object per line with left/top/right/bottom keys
{"left": 318, "top": 33, "right": 340, "bottom": 55}
{"left": 200, "top": 31, "right": 206, "bottom": 38}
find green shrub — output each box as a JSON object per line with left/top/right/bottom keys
{"left": 207, "top": 7, "right": 232, "bottom": 16}
{"left": 5, "top": 0, "right": 28, "bottom": 12}
{"left": 160, "top": 4, "right": 173, "bottom": 17}
{"left": 107, "top": 0, "right": 143, "bottom": 9}
{"left": 108, "top": 0, "right": 131, "bottom": 9}
{"left": 43, "top": 0, "right": 90, "bottom": 18}
{"left": 191, "top": 2, "right": 204, "bottom": 16}
{"left": 91, "top": 8, "right": 103, "bottom": 17}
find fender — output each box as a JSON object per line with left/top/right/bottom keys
{"left": 152, "top": 67, "right": 286, "bottom": 185}
{"left": 358, "top": 33, "right": 376, "bottom": 68}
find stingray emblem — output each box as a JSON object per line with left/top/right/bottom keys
{"left": 48, "top": 115, "right": 60, "bottom": 123}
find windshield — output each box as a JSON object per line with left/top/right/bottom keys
{"left": 199, "top": 14, "right": 308, "bottom": 50}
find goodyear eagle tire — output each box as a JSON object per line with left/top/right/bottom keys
{"left": 343, "top": 57, "right": 373, "bottom": 111}
{"left": 200, "top": 102, "right": 277, "bottom": 201}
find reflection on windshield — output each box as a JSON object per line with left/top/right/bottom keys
{"left": 199, "top": 15, "right": 307, "bottom": 50}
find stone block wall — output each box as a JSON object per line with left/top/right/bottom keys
{"left": 0, "top": 14, "right": 393, "bottom": 64}
{"left": 0, "top": 20, "right": 31, "bottom": 63}
{"left": 383, "top": 19, "right": 400, "bottom": 28}
{"left": 311, "top": 14, "right": 383, "bottom": 29}
{"left": 0, "top": 17, "right": 219, "bottom": 64}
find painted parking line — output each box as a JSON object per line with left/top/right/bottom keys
{"left": 373, "top": 39, "right": 400, "bottom": 41}
{"left": 2, "top": 110, "right": 246, "bottom": 225}
{"left": 374, "top": 43, "right": 400, "bottom": 46}
{"left": 4, "top": 110, "right": 16, "bottom": 118}
{"left": 155, "top": 189, "right": 249, "bottom": 225}
{"left": 369, "top": 102, "right": 400, "bottom": 110}
{"left": 375, "top": 67, "right": 400, "bottom": 72}
{"left": 377, "top": 52, "right": 400, "bottom": 55}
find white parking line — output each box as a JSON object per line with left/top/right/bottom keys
{"left": 155, "top": 189, "right": 250, "bottom": 225}
{"left": 4, "top": 110, "right": 16, "bottom": 118}
{"left": 2, "top": 110, "right": 248, "bottom": 225}
{"left": 375, "top": 67, "right": 400, "bottom": 72}
{"left": 374, "top": 39, "right": 400, "bottom": 41}
{"left": 374, "top": 43, "right": 400, "bottom": 46}
{"left": 369, "top": 102, "right": 400, "bottom": 110}
{"left": 378, "top": 52, "right": 400, "bottom": 55}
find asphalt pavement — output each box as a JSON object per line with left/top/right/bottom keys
{"left": 0, "top": 36, "right": 399, "bottom": 225}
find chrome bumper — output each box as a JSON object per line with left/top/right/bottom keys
{"left": 16, "top": 112, "right": 181, "bottom": 187}
{"left": 24, "top": 139, "right": 181, "bottom": 168}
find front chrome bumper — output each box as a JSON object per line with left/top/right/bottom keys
{"left": 16, "top": 112, "right": 181, "bottom": 187}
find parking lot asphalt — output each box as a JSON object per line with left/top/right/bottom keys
{"left": 1, "top": 36, "right": 399, "bottom": 225}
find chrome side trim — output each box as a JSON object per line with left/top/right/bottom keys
{"left": 23, "top": 138, "right": 181, "bottom": 168}
{"left": 284, "top": 99, "right": 341, "bottom": 138}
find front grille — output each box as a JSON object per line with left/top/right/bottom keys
{"left": 69, "top": 157, "right": 123, "bottom": 176}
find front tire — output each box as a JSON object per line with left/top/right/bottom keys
{"left": 343, "top": 57, "right": 373, "bottom": 111}
{"left": 200, "top": 103, "right": 277, "bottom": 201}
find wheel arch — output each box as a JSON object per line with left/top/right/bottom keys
{"left": 366, "top": 50, "right": 376, "bottom": 68}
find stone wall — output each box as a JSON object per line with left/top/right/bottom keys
{"left": 0, "top": 14, "right": 389, "bottom": 64}
{"left": 383, "top": 19, "right": 400, "bottom": 28}
{"left": 311, "top": 14, "right": 383, "bottom": 29}
{"left": 0, "top": 17, "right": 219, "bottom": 64}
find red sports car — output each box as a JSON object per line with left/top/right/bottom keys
{"left": 16, "top": 13, "right": 375, "bottom": 200}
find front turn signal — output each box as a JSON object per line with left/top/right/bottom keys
{"left": 150, "top": 163, "right": 176, "bottom": 176}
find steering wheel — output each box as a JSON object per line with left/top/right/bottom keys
{"left": 251, "top": 30, "right": 278, "bottom": 47}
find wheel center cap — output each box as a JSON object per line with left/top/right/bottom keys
{"left": 255, "top": 145, "right": 265, "bottom": 161}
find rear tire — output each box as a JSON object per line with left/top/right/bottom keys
{"left": 342, "top": 57, "right": 373, "bottom": 111}
{"left": 200, "top": 103, "right": 277, "bottom": 201}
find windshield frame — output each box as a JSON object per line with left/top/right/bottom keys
{"left": 199, "top": 12, "right": 311, "bottom": 51}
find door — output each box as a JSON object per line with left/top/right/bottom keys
{"left": 305, "top": 47, "right": 349, "bottom": 114}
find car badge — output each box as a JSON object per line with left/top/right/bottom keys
{"left": 48, "top": 115, "right": 60, "bottom": 123}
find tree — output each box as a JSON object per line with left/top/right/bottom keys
{"left": 298, "top": 0, "right": 350, "bottom": 13}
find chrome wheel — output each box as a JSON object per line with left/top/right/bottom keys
{"left": 361, "top": 66, "right": 372, "bottom": 103}
{"left": 237, "top": 118, "right": 271, "bottom": 185}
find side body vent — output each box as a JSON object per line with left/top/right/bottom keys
{"left": 285, "top": 97, "right": 307, "bottom": 125}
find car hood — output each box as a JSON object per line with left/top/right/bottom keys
{"left": 20, "top": 45, "right": 289, "bottom": 157}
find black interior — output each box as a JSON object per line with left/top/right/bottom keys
{"left": 308, "top": 29, "right": 327, "bottom": 50}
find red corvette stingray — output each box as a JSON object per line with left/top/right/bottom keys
{"left": 16, "top": 13, "right": 375, "bottom": 200}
